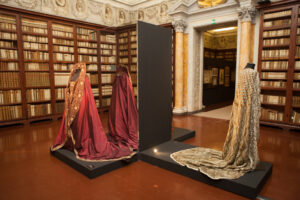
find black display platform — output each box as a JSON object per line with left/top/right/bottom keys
{"left": 172, "top": 127, "right": 195, "bottom": 141}
{"left": 139, "top": 141, "right": 272, "bottom": 200}
{"left": 51, "top": 149, "right": 138, "bottom": 179}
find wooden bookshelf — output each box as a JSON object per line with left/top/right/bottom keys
{"left": 0, "top": 6, "right": 176, "bottom": 126}
{"left": 258, "top": 0, "right": 300, "bottom": 129}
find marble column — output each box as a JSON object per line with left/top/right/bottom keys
{"left": 173, "top": 19, "right": 187, "bottom": 114}
{"left": 238, "top": 6, "right": 256, "bottom": 72}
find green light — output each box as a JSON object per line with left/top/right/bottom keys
{"left": 211, "top": 19, "right": 216, "bottom": 24}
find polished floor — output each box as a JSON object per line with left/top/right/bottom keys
{"left": 0, "top": 114, "right": 299, "bottom": 200}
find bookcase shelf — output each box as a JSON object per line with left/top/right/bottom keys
{"left": 258, "top": 1, "right": 300, "bottom": 130}
{"left": 0, "top": 6, "right": 176, "bottom": 126}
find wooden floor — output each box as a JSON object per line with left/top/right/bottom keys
{"left": 0, "top": 114, "right": 299, "bottom": 200}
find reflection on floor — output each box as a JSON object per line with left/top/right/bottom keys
{"left": 194, "top": 105, "right": 232, "bottom": 120}
{"left": 0, "top": 113, "right": 299, "bottom": 200}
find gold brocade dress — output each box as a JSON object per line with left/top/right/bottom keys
{"left": 171, "top": 68, "right": 261, "bottom": 179}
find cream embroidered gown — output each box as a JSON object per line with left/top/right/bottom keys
{"left": 171, "top": 68, "right": 261, "bottom": 179}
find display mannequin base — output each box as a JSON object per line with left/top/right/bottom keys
{"left": 172, "top": 127, "right": 195, "bottom": 141}
{"left": 139, "top": 141, "right": 272, "bottom": 200}
{"left": 50, "top": 148, "right": 138, "bottom": 179}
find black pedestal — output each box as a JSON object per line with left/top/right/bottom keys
{"left": 172, "top": 127, "right": 195, "bottom": 141}
{"left": 139, "top": 141, "right": 272, "bottom": 200}
{"left": 51, "top": 149, "right": 138, "bottom": 179}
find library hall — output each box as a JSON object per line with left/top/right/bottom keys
{"left": 0, "top": 0, "right": 299, "bottom": 200}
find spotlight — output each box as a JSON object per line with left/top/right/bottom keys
{"left": 153, "top": 148, "right": 158, "bottom": 153}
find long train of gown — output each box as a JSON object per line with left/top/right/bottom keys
{"left": 51, "top": 63, "right": 138, "bottom": 161}
{"left": 171, "top": 68, "right": 261, "bottom": 179}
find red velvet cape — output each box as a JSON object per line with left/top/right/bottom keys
{"left": 108, "top": 67, "right": 138, "bottom": 150}
{"left": 51, "top": 63, "right": 136, "bottom": 161}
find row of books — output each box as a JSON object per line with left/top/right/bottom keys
{"left": 119, "top": 32, "right": 128, "bottom": 37}
{"left": 101, "top": 74, "right": 114, "bottom": 84}
{"left": 100, "top": 34, "right": 116, "bottom": 43}
{"left": 86, "top": 64, "right": 98, "bottom": 71}
{"left": 130, "top": 36, "right": 136, "bottom": 42}
{"left": 261, "top": 108, "right": 284, "bottom": 122}
{"left": 102, "top": 98, "right": 111, "bottom": 107}
{"left": 53, "top": 38, "right": 74, "bottom": 46}
{"left": 78, "top": 48, "right": 97, "bottom": 54}
{"left": 0, "top": 16, "right": 16, "bottom": 30}
{"left": 297, "top": 28, "right": 300, "bottom": 35}
{"left": 77, "top": 28, "right": 96, "bottom": 40}
{"left": 0, "top": 72, "right": 20, "bottom": 88}
{"left": 133, "top": 87, "right": 138, "bottom": 96}
{"left": 101, "top": 56, "right": 116, "bottom": 63}
{"left": 52, "top": 24, "right": 73, "bottom": 35}
{"left": 263, "top": 29, "right": 290, "bottom": 38}
{"left": 78, "top": 55, "right": 97, "bottom": 62}
{"left": 0, "top": 62, "right": 18, "bottom": 71}
{"left": 264, "top": 19, "right": 291, "bottom": 27}
{"left": 54, "top": 73, "right": 69, "bottom": 86}
{"left": 120, "top": 58, "right": 128, "bottom": 63}
{"left": 295, "top": 46, "right": 300, "bottom": 57}
{"left": 0, "top": 49, "right": 18, "bottom": 59}
{"left": 261, "top": 80, "right": 286, "bottom": 88}
{"left": 22, "top": 18, "right": 47, "bottom": 32}
{"left": 119, "top": 38, "right": 128, "bottom": 44}
{"left": 23, "top": 42, "right": 48, "bottom": 50}
{"left": 102, "top": 85, "right": 112, "bottom": 96}
{"left": 131, "top": 49, "right": 137, "bottom": 55}
{"left": 77, "top": 33, "right": 97, "bottom": 41}
{"left": 53, "top": 45, "right": 74, "bottom": 52}
{"left": 0, "top": 32, "right": 17, "bottom": 40}
{"left": 131, "top": 43, "right": 137, "bottom": 49}
{"left": 95, "top": 99, "right": 100, "bottom": 108}
{"left": 100, "top": 44, "right": 116, "bottom": 50}
{"left": 261, "top": 72, "right": 287, "bottom": 80}
{"left": 52, "top": 30, "right": 73, "bottom": 38}
{"left": 0, "top": 90, "right": 21, "bottom": 104}
{"left": 132, "top": 57, "right": 137, "bottom": 63}
{"left": 262, "top": 49, "right": 289, "bottom": 58}
{"left": 294, "top": 73, "right": 300, "bottom": 80}
{"left": 292, "top": 96, "right": 300, "bottom": 106}
{"left": 78, "top": 41, "right": 97, "bottom": 48}
{"left": 291, "top": 110, "right": 300, "bottom": 124}
{"left": 92, "top": 88, "right": 99, "bottom": 97}
{"left": 296, "top": 36, "right": 300, "bottom": 43}
{"left": 90, "top": 74, "right": 98, "bottom": 85}
{"left": 119, "top": 44, "right": 128, "bottom": 50}
{"left": 293, "top": 82, "right": 300, "bottom": 88}
{"left": 56, "top": 102, "right": 64, "bottom": 113}
{"left": 55, "top": 88, "right": 66, "bottom": 100}
{"left": 0, "top": 105, "right": 22, "bottom": 121}
{"left": 53, "top": 64, "right": 72, "bottom": 71}
{"left": 24, "top": 51, "right": 49, "bottom": 60}
{"left": 130, "top": 65, "right": 137, "bottom": 72}
{"left": 261, "top": 61, "right": 288, "bottom": 70}
{"left": 261, "top": 94, "right": 286, "bottom": 105}
{"left": 101, "top": 65, "right": 116, "bottom": 71}
{"left": 0, "top": 41, "right": 17, "bottom": 48}
{"left": 119, "top": 51, "right": 128, "bottom": 56}
{"left": 102, "top": 49, "right": 116, "bottom": 55}
{"left": 27, "top": 103, "right": 51, "bottom": 117}
{"left": 131, "top": 31, "right": 137, "bottom": 36}
{"left": 26, "top": 89, "right": 51, "bottom": 102}
{"left": 263, "top": 38, "right": 290, "bottom": 46}
{"left": 23, "top": 35, "right": 47, "bottom": 43}
{"left": 53, "top": 53, "right": 74, "bottom": 61}
{"left": 26, "top": 72, "right": 50, "bottom": 87}
{"left": 131, "top": 74, "right": 137, "bottom": 84}
{"left": 264, "top": 10, "right": 291, "bottom": 19}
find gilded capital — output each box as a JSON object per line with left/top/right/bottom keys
{"left": 172, "top": 20, "right": 186, "bottom": 32}
{"left": 238, "top": 6, "right": 256, "bottom": 22}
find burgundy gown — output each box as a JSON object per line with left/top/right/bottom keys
{"left": 51, "top": 63, "right": 138, "bottom": 161}
{"left": 108, "top": 67, "right": 138, "bottom": 150}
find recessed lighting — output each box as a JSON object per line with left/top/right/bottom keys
{"left": 213, "top": 27, "right": 236, "bottom": 32}
{"left": 153, "top": 148, "right": 158, "bottom": 153}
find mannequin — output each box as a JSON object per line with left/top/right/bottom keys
{"left": 245, "top": 63, "right": 255, "bottom": 69}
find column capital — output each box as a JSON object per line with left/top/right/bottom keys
{"left": 172, "top": 19, "right": 187, "bottom": 33}
{"left": 237, "top": 6, "right": 256, "bottom": 23}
